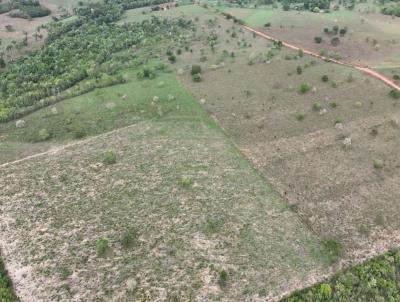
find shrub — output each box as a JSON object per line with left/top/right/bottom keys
{"left": 96, "top": 238, "right": 109, "bottom": 256}
{"left": 168, "top": 54, "right": 176, "bottom": 63}
{"left": 319, "top": 283, "right": 332, "bottom": 298}
{"left": 323, "top": 238, "right": 343, "bottom": 262}
{"left": 296, "top": 112, "right": 305, "bottom": 121}
{"left": 331, "top": 37, "right": 340, "bottom": 46}
{"left": 346, "top": 72, "right": 354, "bottom": 83}
{"left": 298, "top": 49, "right": 304, "bottom": 57}
{"left": 321, "top": 75, "right": 329, "bottom": 82}
{"left": 191, "top": 65, "right": 202, "bottom": 75}
{"left": 121, "top": 229, "right": 137, "bottom": 249}
{"left": 313, "top": 102, "right": 321, "bottom": 111}
{"left": 218, "top": 270, "right": 228, "bottom": 287}
{"left": 264, "top": 22, "right": 271, "bottom": 27}
{"left": 179, "top": 176, "right": 192, "bottom": 187}
{"left": 296, "top": 66, "right": 302, "bottom": 75}
{"left": 192, "top": 73, "right": 202, "bottom": 82}
{"left": 298, "top": 82, "right": 311, "bottom": 94}
{"left": 0, "top": 257, "right": 18, "bottom": 300}
{"left": 389, "top": 89, "right": 400, "bottom": 99}
{"left": 103, "top": 151, "right": 117, "bottom": 165}
{"left": 359, "top": 224, "right": 370, "bottom": 235}
{"left": 329, "top": 102, "right": 337, "bottom": 108}
{"left": 335, "top": 117, "right": 343, "bottom": 124}
{"left": 38, "top": 128, "right": 51, "bottom": 141}
{"left": 393, "top": 74, "right": 400, "bottom": 80}
{"left": 314, "top": 36, "right": 323, "bottom": 44}
{"left": 339, "top": 28, "right": 347, "bottom": 36}
{"left": 373, "top": 159, "right": 384, "bottom": 169}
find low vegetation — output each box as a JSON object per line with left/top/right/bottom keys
{"left": 283, "top": 249, "right": 400, "bottom": 301}
{"left": 0, "top": 258, "right": 17, "bottom": 302}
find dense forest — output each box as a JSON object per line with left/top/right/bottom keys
{"left": 0, "top": 0, "right": 50, "bottom": 18}
{"left": 0, "top": 0, "right": 192, "bottom": 122}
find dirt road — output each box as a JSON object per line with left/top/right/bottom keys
{"left": 241, "top": 25, "right": 400, "bottom": 92}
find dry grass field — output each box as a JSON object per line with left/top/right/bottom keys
{"left": 180, "top": 31, "right": 400, "bottom": 264}
{"left": 0, "top": 77, "right": 328, "bottom": 301}
{"left": 223, "top": 6, "right": 400, "bottom": 68}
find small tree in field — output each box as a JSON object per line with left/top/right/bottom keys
{"left": 191, "top": 65, "right": 202, "bottom": 75}
{"left": 314, "top": 36, "right": 323, "bottom": 44}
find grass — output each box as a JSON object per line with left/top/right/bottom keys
{"left": 0, "top": 70, "right": 328, "bottom": 300}
{"left": 119, "top": 5, "right": 207, "bottom": 24}
{"left": 103, "top": 151, "right": 117, "bottom": 165}
{"left": 0, "top": 67, "right": 203, "bottom": 164}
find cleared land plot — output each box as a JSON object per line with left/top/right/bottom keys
{"left": 119, "top": 4, "right": 208, "bottom": 24}
{"left": 180, "top": 43, "right": 400, "bottom": 263}
{"left": 224, "top": 7, "right": 400, "bottom": 67}
{"left": 0, "top": 75, "right": 328, "bottom": 301}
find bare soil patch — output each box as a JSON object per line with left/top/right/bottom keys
{"left": 180, "top": 47, "right": 400, "bottom": 263}
{"left": 0, "top": 119, "right": 327, "bottom": 301}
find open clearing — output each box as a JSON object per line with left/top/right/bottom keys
{"left": 0, "top": 73, "right": 327, "bottom": 301}
{"left": 223, "top": 6, "right": 400, "bottom": 68}
{"left": 180, "top": 26, "right": 400, "bottom": 263}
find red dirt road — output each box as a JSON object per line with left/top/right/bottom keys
{"left": 241, "top": 25, "right": 400, "bottom": 92}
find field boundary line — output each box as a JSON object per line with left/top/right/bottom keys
{"left": 0, "top": 119, "right": 153, "bottom": 169}
{"left": 241, "top": 25, "right": 400, "bottom": 92}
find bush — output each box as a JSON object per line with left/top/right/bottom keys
{"left": 103, "top": 151, "right": 117, "bottom": 165}
{"left": 319, "top": 283, "right": 332, "bottom": 298}
{"left": 321, "top": 75, "right": 329, "bottom": 82}
{"left": 389, "top": 89, "right": 400, "bottom": 99}
{"left": 0, "top": 258, "right": 17, "bottom": 302}
{"left": 191, "top": 65, "right": 202, "bottom": 75}
{"left": 192, "top": 73, "right": 202, "bottom": 82}
{"left": 96, "top": 238, "right": 109, "bottom": 256}
{"left": 298, "top": 82, "right": 311, "bottom": 94}
{"left": 120, "top": 229, "right": 137, "bottom": 249}
{"left": 298, "top": 49, "right": 304, "bottom": 57}
{"left": 393, "top": 74, "right": 400, "bottom": 80}
{"left": 168, "top": 54, "right": 176, "bottom": 63}
{"left": 296, "top": 66, "right": 302, "bottom": 75}
{"left": 314, "top": 36, "right": 323, "bottom": 44}
{"left": 264, "top": 22, "right": 271, "bottom": 27}
{"left": 373, "top": 159, "right": 384, "bottom": 169}
{"left": 296, "top": 112, "right": 305, "bottom": 121}
{"left": 179, "top": 176, "right": 192, "bottom": 187}
{"left": 331, "top": 37, "right": 340, "bottom": 46}
{"left": 323, "top": 238, "right": 343, "bottom": 262}
{"left": 218, "top": 270, "right": 228, "bottom": 287}
{"left": 38, "top": 128, "right": 51, "bottom": 141}
{"left": 313, "top": 102, "right": 321, "bottom": 111}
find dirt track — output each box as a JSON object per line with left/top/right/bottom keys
{"left": 241, "top": 25, "right": 400, "bottom": 92}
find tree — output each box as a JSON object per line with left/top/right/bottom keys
{"left": 314, "top": 36, "right": 323, "bottom": 43}
{"left": 331, "top": 37, "right": 340, "bottom": 46}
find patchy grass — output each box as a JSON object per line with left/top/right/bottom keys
{"left": 0, "top": 69, "right": 200, "bottom": 164}
{"left": 0, "top": 71, "right": 328, "bottom": 300}
{"left": 226, "top": 7, "right": 400, "bottom": 67}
